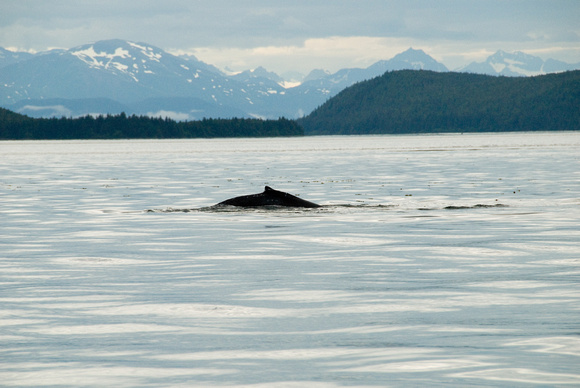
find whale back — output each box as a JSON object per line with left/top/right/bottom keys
{"left": 216, "top": 186, "right": 320, "bottom": 208}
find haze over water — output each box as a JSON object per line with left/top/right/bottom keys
{"left": 1, "top": 132, "right": 579, "bottom": 387}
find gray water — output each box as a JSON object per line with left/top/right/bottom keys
{"left": 1, "top": 132, "right": 579, "bottom": 387}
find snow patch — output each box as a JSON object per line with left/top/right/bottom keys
{"left": 503, "top": 59, "right": 543, "bottom": 76}
{"left": 280, "top": 81, "right": 301, "bottom": 89}
{"left": 126, "top": 43, "right": 160, "bottom": 61}
{"left": 490, "top": 61, "right": 507, "bottom": 73}
{"left": 142, "top": 51, "right": 162, "bottom": 62}
{"left": 112, "top": 62, "right": 128, "bottom": 71}
{"left": 127, "top": 42, "right": 147, "bottom": 51}
{"left": 72, "top": 47, "right": 131, "bottom": 69}
{"left": 505, "top": 58, "right": 524, "bottom": 66}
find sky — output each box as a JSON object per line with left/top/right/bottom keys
{"left": 1, "top": 0, "right": 579, "bottom": 75}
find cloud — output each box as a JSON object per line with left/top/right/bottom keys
{"left": 1, "top": 0, "right": 579, "bottom": 73}
{"left": 182, "top": 34, "right": 580, "bottom": 74}
{"left": 18, "top": 105, "right": 72, "bottom": 117}
{"left": 187, "top": 37, "right": 426, "bottom": 74}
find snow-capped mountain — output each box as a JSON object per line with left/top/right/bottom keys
{"left": 300, "top": 48, "right": 448, "bottom": 94}
{"left": 368, "top": 48, "right": 448, "bottom": 73}
{"left": 1, "top": 40, "right": 578, "bottom": 120}
{"left": 178, "top": 53, "right": 225, "bottom": 76}
{"left": 0, "top": 39, "right": 283, "bottom": 119}
{"left": 283, "top": 48, "right": 449, "bottom": 117}
{"left": 229, "top": 66, "right": 288, "bottom": 104}
{"left": 230, "top": 66, "right": 285, "bottom": 85}
{"left": 458, "top": 50, "right": 579, "bottom": 76}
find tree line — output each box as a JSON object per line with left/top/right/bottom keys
{"left": 0, "top": 110, "right": 304, "bottom": 140}
{"left": 298, "top": 70, "right": 580, "bottom": 135}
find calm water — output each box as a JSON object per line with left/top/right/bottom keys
{"left": 1, "top": 133, "right": 579, "bottom": 387}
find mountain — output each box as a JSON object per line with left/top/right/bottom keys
{"left": 0, "top": 39, "right": 281, "bottom": 119}
{"left": 0, "top": 41, "right": 451, "bottom": 120}
{"left": 368, "top": 48, "right": 448, "bottom": 73}
{"left": 458, "top": 50, "right": 580, "bottom": 76}
{"left": 1, "top": 40, "right": 578, "bottom": 121}
{"left": 228, "top": 66, "right": 289, "bottom": 115}
{"left": 284, "top": 48, "right": 449, "bottom": 117}
{"left": 298, "top": 70, "right": 580, "bottom": 135}
{"left": 230, "top": 66, "right": 285, "bottom": 85}
{"left": 178, "top": 53, "right": 225, "bottom": 75}
{"left": 302, "top": 69, "right": 332, "bottom": 83}
{"left": 279, "top": 70, "right": 305, "bottom": 86}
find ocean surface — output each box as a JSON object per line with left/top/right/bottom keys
{"left": 1, "top": 132, "right": 579, "bottom": 387}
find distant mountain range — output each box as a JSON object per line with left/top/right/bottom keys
{"left": 1, "top": 39, "right": 578, "bottom": 120}
{"left": 457, "top": 50, "right": 580, "bottom": 76}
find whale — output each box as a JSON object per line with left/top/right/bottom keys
{"left": 216, "top": 186, "right": 321, "bottom": 208}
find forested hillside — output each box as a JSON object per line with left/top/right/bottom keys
{"left": 0, "top": 109, "right": 303, "bottom": 140}
{"left": 299, "top": 70, "right": 580, "bottom": 135}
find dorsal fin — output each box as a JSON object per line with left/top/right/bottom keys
{"left": 216, "top": 186, "right": 320, "bottom": 208}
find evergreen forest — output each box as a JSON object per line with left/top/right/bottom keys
{"left": 299, "top": 70, "right": 580, "bottom": 135}
{"left": 2, "top": 69, "right": 579, "bottom": 139}
{"left": 0, "top": 110, "right": 303, "bottom": 140}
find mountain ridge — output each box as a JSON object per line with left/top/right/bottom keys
{"left": 1, "top": 39, "right": 578, "bottom": 120}
{"left": 298, "top": 70, "right": 580, "bottom": 135}
{"left": 457, "top": 50, "right": 579, "bottom": 76}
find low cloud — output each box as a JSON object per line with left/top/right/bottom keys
{"left": 147, "top": 110, "right": 192, "bottom": 121}
{"left": 18, "top": 105, "right": 72, "bottom": 117}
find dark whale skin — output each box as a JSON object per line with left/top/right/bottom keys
{"left": 216, "top": 186, "right": 321, "bottom": 208}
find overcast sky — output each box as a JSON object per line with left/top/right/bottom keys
{"left": 1, "top": 0, "right": 579, "bottom": 74}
